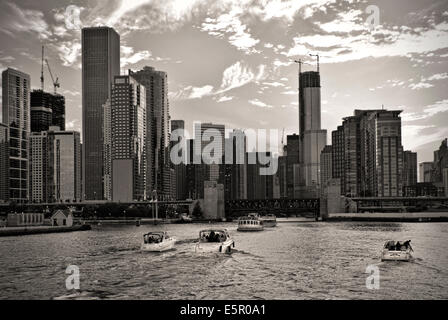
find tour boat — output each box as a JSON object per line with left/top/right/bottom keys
{"left": 237, "top": 214, "right": 264, "bottom": 232}
{"left": 141, "top": 231, "right": 176, "bottom": 252}
{"left": 381, "top": 240, "right": 413, "bottom": 262}
{"left": 194, "top": 229, "right": 235, "bottom": 254}
{"left": 260, "top": 214, "right": 277, "bottom": 227}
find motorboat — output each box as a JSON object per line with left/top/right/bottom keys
{"left": 141, "top": 231, "right": 176, "bottom": 252}
{"left": 381, "top": 240, "right": 413, "bottom": 261}
{"left": 237, "top": 214, "right": 264, "bottom": 232}
{"left": 194, "top": 229, "right": 235, "bottom": 253}
{"left": 180, "top": 215, "right": 193, "bottom": 223}
{"left": 260, "top": 214, "right": 277, "bottom": 227}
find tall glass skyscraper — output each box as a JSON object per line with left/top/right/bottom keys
{"left": 82, "top": 27, "right": 120, "bottom": 200}
{"left": 2, "top": 68, "right": 31, "bottom": 203}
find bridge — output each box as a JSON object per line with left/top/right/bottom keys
{"left": 225, "top": 198, "right": 320, "bottom": 218}
{"left": 350, "top": 197, "right": 448, "bottom": 212}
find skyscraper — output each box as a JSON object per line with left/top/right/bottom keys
{"left": 171, "top": 120, "right": 187, "bottom": 200}
{"left": 103, "top": 99, "right": 112, "bottom": 200}
{"left": 419, "top": 162, "right": 433, "bottom": 183}
{"left": 286, "top": 134, "right": 300, "bottom": 198}
{"left": 403, "top": 151, "right": 417, "bottom": 188}
{"left": 130, "top": 67, "right": 170, "bottom": 199}
{"left": 82, "top": 26, "right": 120, "bottom": 200}
{"left": 320, "top": 145, "right": 333, "bottom": 188}
{"left": 111, "top": 75, "right": 146, "bottom": 202}
{"left": 331, "top": 109, "right": 404, "bottom": 197}
{"left": 29, "top": 127, "right": 82, "bottom": 203}
{"left": 30, "top": 90, "right": 66, "bottom": 132}
{"left": 224, "top": 129, "right": 247, "bottom": 200}
{"left": 2, "top": 68, "right": 31, "bottom": 203}
{"left": 0, "top": 123, "right": 9, "bottom": 202}
{"left": 298, "top": 70, "right": 327, "bottom": 197}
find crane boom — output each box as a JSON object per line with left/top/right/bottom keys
{"left": 45, "top": 58, "right": 60, "bottom": 94}
{"left": 40, "top": 46, "right": 44, "bottom": 91}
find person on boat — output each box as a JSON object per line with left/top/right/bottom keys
{"left": 404, "top": 240, "right": 413, "bottom": 251}
{"left": 209, "top": 231, "right": 215, "bottom": 242}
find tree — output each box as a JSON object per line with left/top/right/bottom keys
{"left": 192, "top": 202, "right": 203, "bottom": 219}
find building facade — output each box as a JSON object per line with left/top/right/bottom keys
{"left": 403, "top": 151, "right": 417, "bottom": 188}
{"left": 111, "top": 75, "right": 146, "bottom": 202}
{"left": 130, "top": 67, "right": 170, "bottom": 199}
{"left": 103, "top": 99, "right": 112, "bottom": 200}
{"left": 419, "top": 162, "right": 433, "bottom": 183}
{"left": 171, "top": 120, "right": 187, "bottom": 200}
{"left": 298, "top": 71, "right": 327, "bottom": 197}
{"left": 2, "top": 68, "right": 31, "bottom": 203}
{"left": 30, "top": 90, "right": 65, "bottom": 132}
{"left": 29, "top": 127, "right": 82, "bottom": 203}
{"left": 82, "top": 26, "right": 120, "bottom": 200}
{"left": 320, "top": 145, "right": 333, "bottom": 188}
{"left": 0, "top": 123, "right": 9, "bottom": 202}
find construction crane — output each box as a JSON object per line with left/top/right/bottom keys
{"left": 45, "top": 58, "right": 60, "bottom": 94}
{"left": 40, "top": 46, "right": 44, "bottom": 91}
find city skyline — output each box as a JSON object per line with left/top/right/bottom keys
{"left": 0, "top": 0, "right": 447, "bottom": 165}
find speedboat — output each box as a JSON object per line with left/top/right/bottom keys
{"left": 260, "top": 214, "right": 277, "bottom": 227}
{"left": 194, "top": 229, "right": 235, "bottom": 254}
{"left": 237, "top": 214, "right": 264, "bottom": 232}
{"left": 381, "top": 240, "right": 413, "bottom": 262}
{"left": 141, "top": 231, "right": 176, "bottom": 252}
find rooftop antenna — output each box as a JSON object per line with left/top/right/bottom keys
{"left": 40, "top": 45, "right": 44, "bottom": 91}
{"left": 309, "top": 53, "right": 320, "bottom": 73}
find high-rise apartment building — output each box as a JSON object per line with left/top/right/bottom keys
{"left": 111, "top": 75, "right": 146, "bottom": 202}
{"left": 2, "top": 68, "right": 30, "bottom": 203}
{"left": 82, "top": 26, "right": 120, "bottom": 200}
{"left": 320, "top": 145, "right": 333, "bottom": 188}
{"left": 29, "top": 127, "right": 81, "bottom": 203}
{"left": 0, "top": 123, "right": 9, "bottom": 202}
{"left": 130, "top": 67, "right": 170, "bottom": 199}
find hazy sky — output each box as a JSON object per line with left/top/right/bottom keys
{"left": 0, "top": 0, "right": 447, "bottom": 163}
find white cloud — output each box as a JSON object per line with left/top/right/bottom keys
{"left": 121, "top": 45, "right": 152, "bottom": 67}
{"left": 402, "top": 99, "right": 448, "bottom": 121}
{"left": 189, "top": 85, "right": 214, "bottom": 99}
{"left": 219, "top": 61, "right": 255, "bottom": 93}
{"left": 217, "top": 96, "right": 234, "bottom": 102}
{"left": 249, "top": 98, "right": 272, "bottom": 108}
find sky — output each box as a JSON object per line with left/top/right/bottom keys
{"left": 0, "top": 0, "right": 447, "bottom": 163}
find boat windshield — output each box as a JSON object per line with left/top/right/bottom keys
{"left": 384, "top": 240, "right": 412, "bottom": 251}
{"left": 199, "top": 230, "right": 227, "bottom": 243}
{"left": 143, "top": 233, "right": 164, "bottom": 244}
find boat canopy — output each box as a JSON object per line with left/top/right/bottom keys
{"left": 143, "top": 232, "right": 166, "bottom": 243}
{"left": 199, "top": 230, "right": 229, "bottom": 243}
{"left": 384, "top": 240, "right": 412, "bottom": 251}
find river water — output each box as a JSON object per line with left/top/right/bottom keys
{"left": 0, "top": 221, "right": 447, "bottom": 300}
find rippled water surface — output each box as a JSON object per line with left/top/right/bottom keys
{"left": 0, "top": 221, "right": 447, "bottom": 299}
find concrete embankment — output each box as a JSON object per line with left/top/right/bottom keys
{"left": 0, "top": 224, "right": 91, "bottom": 237}
{"left": 326, "top": 212, "right": 448, "bottom": 222}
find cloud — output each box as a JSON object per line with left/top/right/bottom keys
{"left": 0, "top": 2, "right": 51, "bottom": 40}
{"left": 201, "top": 7, "right": 260, "bottom": 54}
{"left": 402, "top": 99, "right": 448, "bottom": 121}
{"left": 219, "top": 61, "right": 255, "bottom": 93}
{"left": 121, "top": 45, "right": 152, "bottom": 67}
{"left": 216, "top": 96, "right": 234, "bottom": 102}
{"left": 248, "top": 98, "right": 272, "bottom": 108}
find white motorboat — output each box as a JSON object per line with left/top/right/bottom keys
{"left": 237, "top": 214, "right": 264, "bottom": 232}
{"left": 141, "top": 231, "right": 176, "bottom": 252}
{"left": 260, "top": 214, "right": 277, "bottom": 227}
{"left": 381, "top": 240, "right": 413, "bottom": 262}
{"left": 194, "top": 229, "right": 235, "bottom": 254}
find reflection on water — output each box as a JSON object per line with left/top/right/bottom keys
{"left": 0, "top": 222, "right": 447, "bottom": 300}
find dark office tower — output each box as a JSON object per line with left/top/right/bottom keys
{"left": 111, "top": 75, "right": 146, "bottom": 202}
{"left": 286, "top": 134, "right": 300, "bottom": 198}
{"left": 0, "top": 123, "right": 9, "bottom": 202}
{"left": 2, "top": 68, "right": 30, "bottom": 203}
{"left": 130, "top": 67, "right": 170, "bottom": 199}
{"left": 30, "top": 90, "right": 66, "bottom": 132}
{"left": 298, "top": 71, "right": 327, "bottom": 196}
{"left": 171, "top": 120, "right": 187, "bottom": 200}
{"left": 246, "top": 152, "right": 274, "bottom": 200}
{"left": 185, "top": 139, "right": 198, "bottom": 199}
{"left": 224, "top": 130, "right": 247, "bottom": 200}
{"left": 403, "top": 151, "right": 417, "bottom": 188}
{"left": 82, "top": 26, "right": 120, "bottom": 200}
